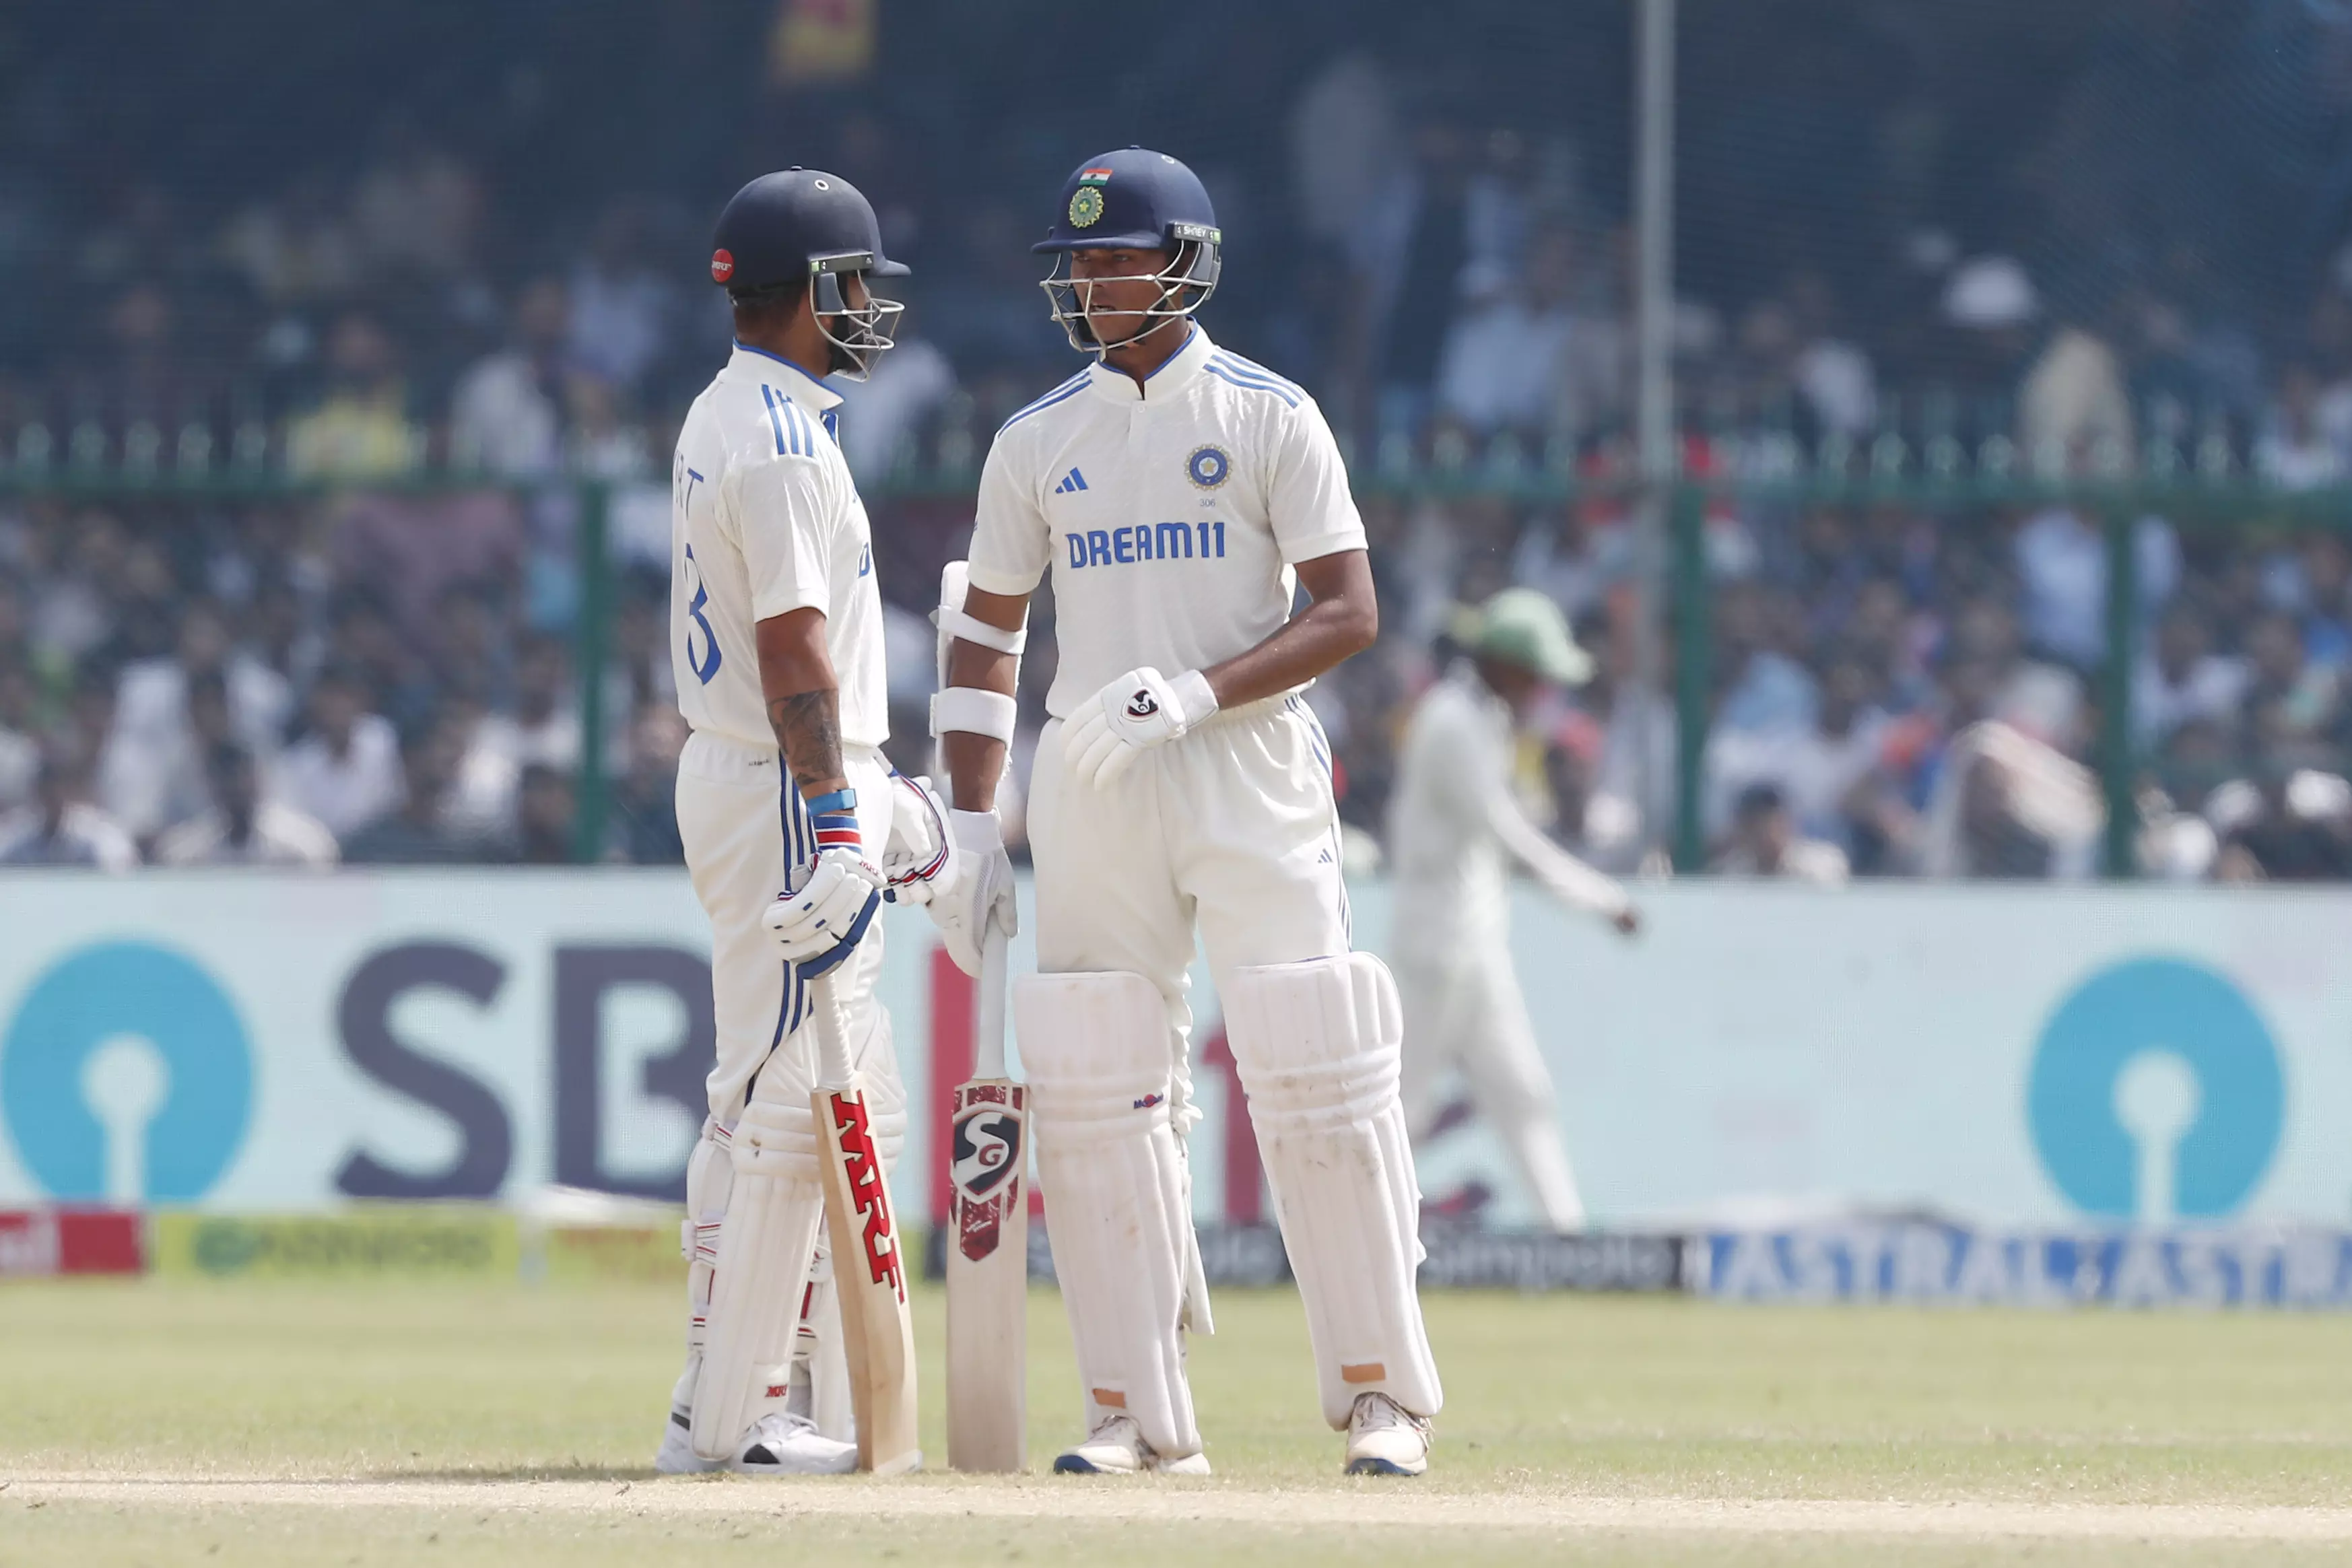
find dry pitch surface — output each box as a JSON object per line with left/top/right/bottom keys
{"left": 7, "top": 1276, "right": 2352, "bottom": 1565}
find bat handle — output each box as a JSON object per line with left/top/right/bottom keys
{"left": 974, "top": 925, "right": 1009, "bottom": 1081}
{"left": 808, "top": 971, "right": 854, "bottom": 1089}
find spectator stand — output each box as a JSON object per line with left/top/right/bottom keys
{"left": 5, "top": 412, "right": 2351, "bottom": 883}
{"left": 0, "top": 441, "right": 618, "bottom": 864}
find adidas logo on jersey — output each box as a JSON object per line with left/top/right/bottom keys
{"left": 1052, "top": 467, "right": 1089, "bottom": 495}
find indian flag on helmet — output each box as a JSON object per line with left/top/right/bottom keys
{"left": 1078, "top": 168, "right": 1114, "bottom": 184}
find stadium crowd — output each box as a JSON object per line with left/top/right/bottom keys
{"left": 2, "top": 1, "right": 2349, "bottom": 877}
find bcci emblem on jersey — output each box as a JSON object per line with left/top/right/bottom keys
{"left": 1069, "top": 186, "right": 1105, "bottom": 229}
{"left": 1186, "top": 444, "right": 1232, "bottom": 488}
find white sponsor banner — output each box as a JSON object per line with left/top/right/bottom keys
{"left": 1, "top": 875, "right": 2349, "bottom": 1227}
{"left": 0, "top": 871, "right": 729, "bottom": 1212}
{"left": 1421, "top": 883, "right": 2352, "bottom": 1229}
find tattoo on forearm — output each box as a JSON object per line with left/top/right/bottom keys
{"left": 768, "top": 689, "right": 846, "bottom": 792}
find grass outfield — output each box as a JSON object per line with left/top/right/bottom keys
{"left": 7, "top": 1277, "right": 2352, "bottom": 1564}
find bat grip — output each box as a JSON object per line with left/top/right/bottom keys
{"left": 808, "top": 971, "right": 854, "bottom": 1089}
{"left": 974, "top": 925, "right": 1009, "bottom": 1081}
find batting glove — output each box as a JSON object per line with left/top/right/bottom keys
{"left": 878, "top": 772, "right": 959, "bottom": 907}
{"left": 1063, "top": 666, "right": 1219, "bottom": 789}
{"left": 764, "top": 790, "right": 884, "bottom": 976}
{"left": 926, "top": 807, "right": 1016, "bottom": 978}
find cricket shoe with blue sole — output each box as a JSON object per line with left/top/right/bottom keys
{"left": 1051, "top": 1414, "right": 1212, "bottom": 1476}
{"left": 1344, "top": 1392, "right": 1432, "bottom": 1476}
{"left": 655, "top": 1408, "right": 859, "bottom": 1476}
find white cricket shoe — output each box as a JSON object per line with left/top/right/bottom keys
{"left": 654, "top": 1408, "right": 859, "bottom": 1476}
{"left": 1344, "top": 1392, "right": 1431, "bottom": 1476}
{"left": 654, "top": 1408, "right": 722, "bottom": 1474}
{"left": 1051, "top": 1414, "right": 1212, "bottom": 1476}
{"left": 733, "top": 1412, "right": 859, "bottom": 1474}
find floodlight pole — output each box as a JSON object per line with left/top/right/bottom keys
{"left": 1633, "top": 0, "right": 1677, "bottom": 864}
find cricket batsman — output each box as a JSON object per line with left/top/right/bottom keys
{"left": 931, "top": 147, "right": 1441, "bottom": 1476}
{"left": 654, "top": 170, "right": 953, "bottom": 1475}
{"left": 1386, "top": 590, "right": 1641, "bottom": 1234}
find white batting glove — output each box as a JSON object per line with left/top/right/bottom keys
{"left": 763, "top": 792, "right": 885, "bottom": 976}
{"left": 1063, "top": 667, "right": 1219, "bottom": 789}
{"left": 926, "top": 808, "right": 1016, "bottom": 977}
{"left": 879, "top": 772, "right": 958, "bottom": 907}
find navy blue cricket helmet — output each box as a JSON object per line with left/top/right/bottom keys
{"left": 1034, "top": 147, "right": 1222, "bottom": 354}
{"left": 711, "top": 168, "right": 908, "bottom": 378}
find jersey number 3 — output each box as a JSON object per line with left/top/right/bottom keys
{"left": 682, "top": 545, "right": 723, "bottom": 685}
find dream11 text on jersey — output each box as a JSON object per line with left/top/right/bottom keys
{"left": 1064, "top": 520, "right": 1227, "bottom": 570}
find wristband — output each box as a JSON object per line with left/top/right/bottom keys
{"left": 1170, "top": 669, "right": 1218, "bottom": 726}
{"left": 932, "top": 685, "right": 1018, "bottom": 743}
{"left": 804, "top": 788, "right": 861, "bottom": 854}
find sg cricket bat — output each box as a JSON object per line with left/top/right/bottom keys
{"left": 946, "top": 925, "right": 1027, "bottom": 1472}
{"left": 808, "top": 969, "right": 922, "bottom": 1475}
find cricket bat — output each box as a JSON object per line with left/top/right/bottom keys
{"left": 946, "top": 924, "right": 1027, "bottom": 1472}
{"left": 808, "top": 969, "right": 922, "bottom": 1475}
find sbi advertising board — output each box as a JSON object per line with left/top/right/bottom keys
{"left": 2, "top": 873, "right": 2349, "bottom": 1228}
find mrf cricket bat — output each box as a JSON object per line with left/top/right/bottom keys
{"left": 947, "top": 925, "right": 1027, "bottom": 1472}
{"left": 808, "top": 969, "right": 922, "bottom": 1474}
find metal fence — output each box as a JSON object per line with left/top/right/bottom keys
{"left": 8, "top": 432, "right": 2346, "bottom": 877}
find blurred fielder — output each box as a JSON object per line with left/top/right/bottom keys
{"left": 931, "top": 147, "right": 1440, "bottom": 1477}
{"left": 1388, "top": 590, "right": 1640, "bottom": 1233}
{"left": 655, "top": 170, "right": 954, "bottom": 1475}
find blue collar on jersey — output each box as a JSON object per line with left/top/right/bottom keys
{"left": 1083, "top": 325, "right": 1212, "bottom": 404}
{"left": 728, "top": 339, "right": 845, "bottom": 411}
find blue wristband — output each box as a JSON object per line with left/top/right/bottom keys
{"left": 805, "top": 787, "right": 861, "bottom": 860}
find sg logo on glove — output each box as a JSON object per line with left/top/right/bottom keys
{"left": 1066, "top": 666, "right": 1221, "bottom": 789}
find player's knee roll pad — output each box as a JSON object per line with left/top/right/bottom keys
{"left": 1016, "top": 969, "right": 1203, "bottom": 1460}
{"left": 689, "top": 1099, "right": 828, "bottom": 1461}
{"left": 850, "top": 998, "right": 909, "bottom": 1171}
{"left": 1222, "top": 953, "right": 1443, "bottom": 1429}
{"left": 739, "top": 1009, "right": 908, "bottom": 1175}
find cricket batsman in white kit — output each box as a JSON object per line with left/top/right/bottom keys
{"left": 1387, "top": 590, "right": 1641, "bottom": 1233}
{"left": 929, "top": 147, "right": 1441, "bottom": 1476}
{"left": 654, "top": 170, "right": 953, "bottom": 1475}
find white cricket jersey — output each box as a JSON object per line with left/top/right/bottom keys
{"left": 966, "top": 327, "right": 1368, "bottom": 718}
{"left": 669, "top": 343, "right": 887, "bottom": 753}
{"left": 1388, "top": 664, "right": 1629, "bottom": 947}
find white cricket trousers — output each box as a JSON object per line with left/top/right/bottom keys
{"left": 1391, "top": 925, "right": 1585, "bottom": 1232}
{"left": 1029, "top": 692, "right": 1353, "bottom": 1086}
{"left": 675, "top": 728, "right": 905, "bottom": 1128}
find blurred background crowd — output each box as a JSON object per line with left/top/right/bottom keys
{"left": 2, "top": 0, "right": 2351, "bottom": 878}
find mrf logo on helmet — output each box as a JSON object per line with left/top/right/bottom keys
{"left": 1036, "top": 147, "right": 1223, "bottom": 355}
{"left": 710, "top": 168, "right": 910, "bottom": 380}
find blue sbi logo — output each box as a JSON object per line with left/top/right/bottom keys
{"left": 0, "top": 942, "right": 253, "bottom": 1203}
{"left": 2027, "top": 958, "right": 2285, "bottom": 1222}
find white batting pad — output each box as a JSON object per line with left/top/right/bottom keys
{"left": 1221, "top": 953, "right": 1444, "bottom": 1429}
{"left": 688, "top": 1099, "right": 827, "bottom": 1461}
{"left": 1016, "top": 969, "right": 1203, "bottom": 1461}
{"left": 667, "top": 1119, "right": 734, "bottom": 1433}
{"left": 729, "top": 1000, "right": 910, "bottom": 1174}
{"left": 853, "top": 1000, "right": 910, "bottom": 1169}
{"left": 795, "top": 1233, "right": 856, "bottom": 1442}
{"left": 688, "top": 1001, "right": 903, "bottom": 1458}
{"left": 679, "top": 1118, "right": 733, "bottom": 1360}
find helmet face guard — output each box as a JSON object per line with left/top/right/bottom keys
{"left": 1039, "top": 223, "right": 1221, "bottom": 355}
{"left": 808, "top": 250, "right": 904, "bottom": 380}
